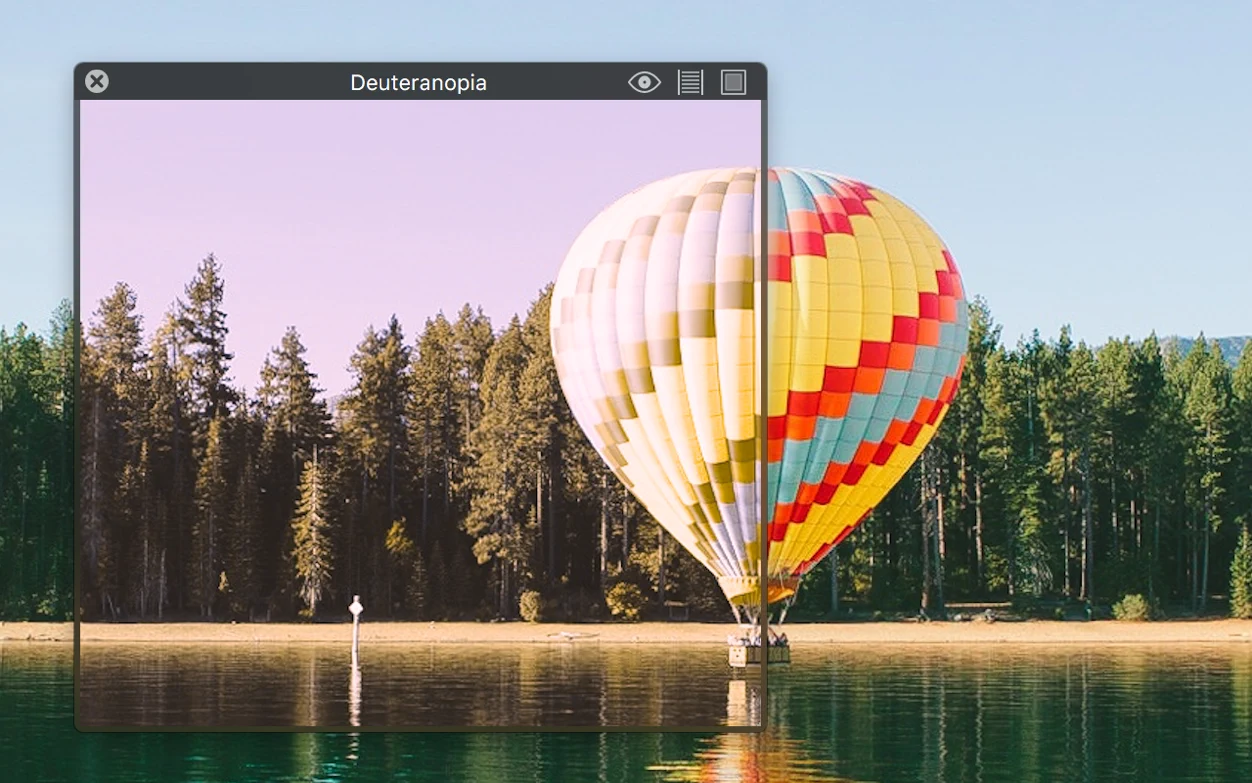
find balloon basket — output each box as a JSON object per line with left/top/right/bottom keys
{"left": 728, "top": 641, "right": 791, "bottom": 668}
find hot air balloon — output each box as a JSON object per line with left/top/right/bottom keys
{"left": 550, "top": 168, "right": 968, "bottom": 624}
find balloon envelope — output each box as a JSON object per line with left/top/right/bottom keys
{"left": 550, "top": 168, "right": 968, "bottom": 608}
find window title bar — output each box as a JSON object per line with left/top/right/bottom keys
{"left": 75, "top": 62, "right": 767, "bottom": 101}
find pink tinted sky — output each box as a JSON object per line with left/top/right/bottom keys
{"left": 80, "top": 99, "right": 761, "bottom": 397}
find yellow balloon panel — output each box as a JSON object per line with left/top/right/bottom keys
{"left": 765, "top": 169, "right": 969, "bottom": 587}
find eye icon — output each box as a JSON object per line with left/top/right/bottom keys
{"left": 628, "top": 71, "right": 661, "bottom": 94}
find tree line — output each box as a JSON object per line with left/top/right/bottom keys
{"left": 1, "top": 253, "right": 1250, "bottom": 622}
{"left": 807, "top": 303, "right": 1252, "bottom": 620}
{"left": 0, "top": 302, "right": 73, "bottom": 619}
{"left": 69, "top": 254, "right": 720, "bottom": 622}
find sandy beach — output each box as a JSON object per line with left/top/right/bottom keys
{"left": 4, "top": 619, "right": 1252, "bottom": 645}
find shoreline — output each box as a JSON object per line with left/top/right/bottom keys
{"left": 4, "top": 619, "right": 1252, "bottom": 645}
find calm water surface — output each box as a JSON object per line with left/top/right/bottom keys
{"left": 77, "top": 642, "right": 755, "bottom": 728}
{"left": 4, "top": 642, "right": 1251, "bottom": 782}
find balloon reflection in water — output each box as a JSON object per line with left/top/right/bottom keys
{"left": 650, "top": 735, "right": 856, "bottom": 782}
{"left": 647, "top": 677, "right": 855, "bottom": 782}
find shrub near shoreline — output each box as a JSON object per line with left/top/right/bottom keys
{"left": 519, "top": 590, "right": 544, "bottom": 623}
{"left": 606, "top": 583, "right": 645, "bottom": 622}
{"left": 1113, "top": 594, "right": 1155, "bottom": 622}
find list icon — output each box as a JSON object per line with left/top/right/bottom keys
{"left": 677, "top": 69, "right": 704, "bottom": 96}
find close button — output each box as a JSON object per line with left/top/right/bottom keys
{"left": 85, "top": 69, "right": 109, "bottom": 94}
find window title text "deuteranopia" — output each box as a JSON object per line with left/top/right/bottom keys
{"left": 349, "top": 74, "right": 487, "bottom": 94}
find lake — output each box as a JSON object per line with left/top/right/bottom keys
{"left": 75, "top": 642, "right": 761, "bottom": 729}
{"left": 3, "top": 643, "right": 1251, "bottom": 781}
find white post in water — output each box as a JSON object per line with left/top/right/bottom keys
{"left": 348, "top": 663, "right": 362, "bottom": 728}
{"left": 349, "top": 595, "right": 364, "bottom": 667}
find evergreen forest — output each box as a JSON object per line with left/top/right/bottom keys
{"left": 3, "top": 253, "right": 1251, "bottom": 622}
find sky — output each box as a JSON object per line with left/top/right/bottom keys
{"left": 4, "top": 1, "right": 1250, "bottom": 357}
{"left": 78, "top": 99, "right": 760, "bottom": 397}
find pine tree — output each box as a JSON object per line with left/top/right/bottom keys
{"left": 1065, "top": 341, "right": 1100, "bottom": 600}
{"left": 462, "top": 317, "right": 539, "bottom": 615}
{"left": 980, "top": 346, "right": 1035, "bottom": 596}
{"left": 190, "top": 414, "right": 230, "bottom": 617}
{"left": 120, "top": 441, "right": 157, "bottom": 617}
{"left": 948, "top": 296, "right": 1001, "bottom": 594}
{"left": 409, "top": 314, "right": 461, "bottom": 548}
{"left": 176, "top": 253, "right": 237, "bottom": 439}
{"left": 450, "top": 304, "right": 495, "bottom": 437}
{"left": 226, "top": 435, "right": 262, "bottom": 618}
{"left": 255, "top": 326, "right": 331, "bottom": 612}
{"left": 140, "top": 312, "right": 198, "bottom": 614}
{"left": 292, "top": 448, "right": 333, "bottom": 617}
{"left": 338, "top": 316, "right": 411, "bottom": 610}
{"left": 1132, "top": 334, "right": 1170, "bottom": 602}
{"left": 384, "top": 519, "right": 428, "bottom": 618}
{"left": 76, "top": 336, "right": 111, "bottom": 616}
{"left": 1179, "top": 338, "right": 1234, "bottom": 612}
{"left": 1231, "top": 524, "right": 1252, "bottom": 619}
{"left": 257, "top": 326, "right": 331, "bottom": 471}
{"left": 449, "top": 305, "right": 495, "bottom": 503}
{"left": 1095, "top": 336, "right": 1157, "bottom": 595}
{"left": 88, "top": 283, "right": 147, "bottom": 405}
{"left": 516, "top": 287, "right": 562, "bottom": 583}
{"left": 77, "top": 285, "right": 148, "bottom": 617}
{"left": 1231, "top": 344, "right": 1252, "bottom": 550}
{"left": 35, "top": 302, "right": 75, "bottom": 619}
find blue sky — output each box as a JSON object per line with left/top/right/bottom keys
{"left": 3, "top": 1, "right": 1249, "bottom": 345}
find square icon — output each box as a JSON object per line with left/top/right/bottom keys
{"left": 720, "top": 69, "right": 747, "bottom": 96}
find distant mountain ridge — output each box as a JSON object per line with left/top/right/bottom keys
{"left": 1160, "top": 335, "right": 1249, "bottom": 366}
